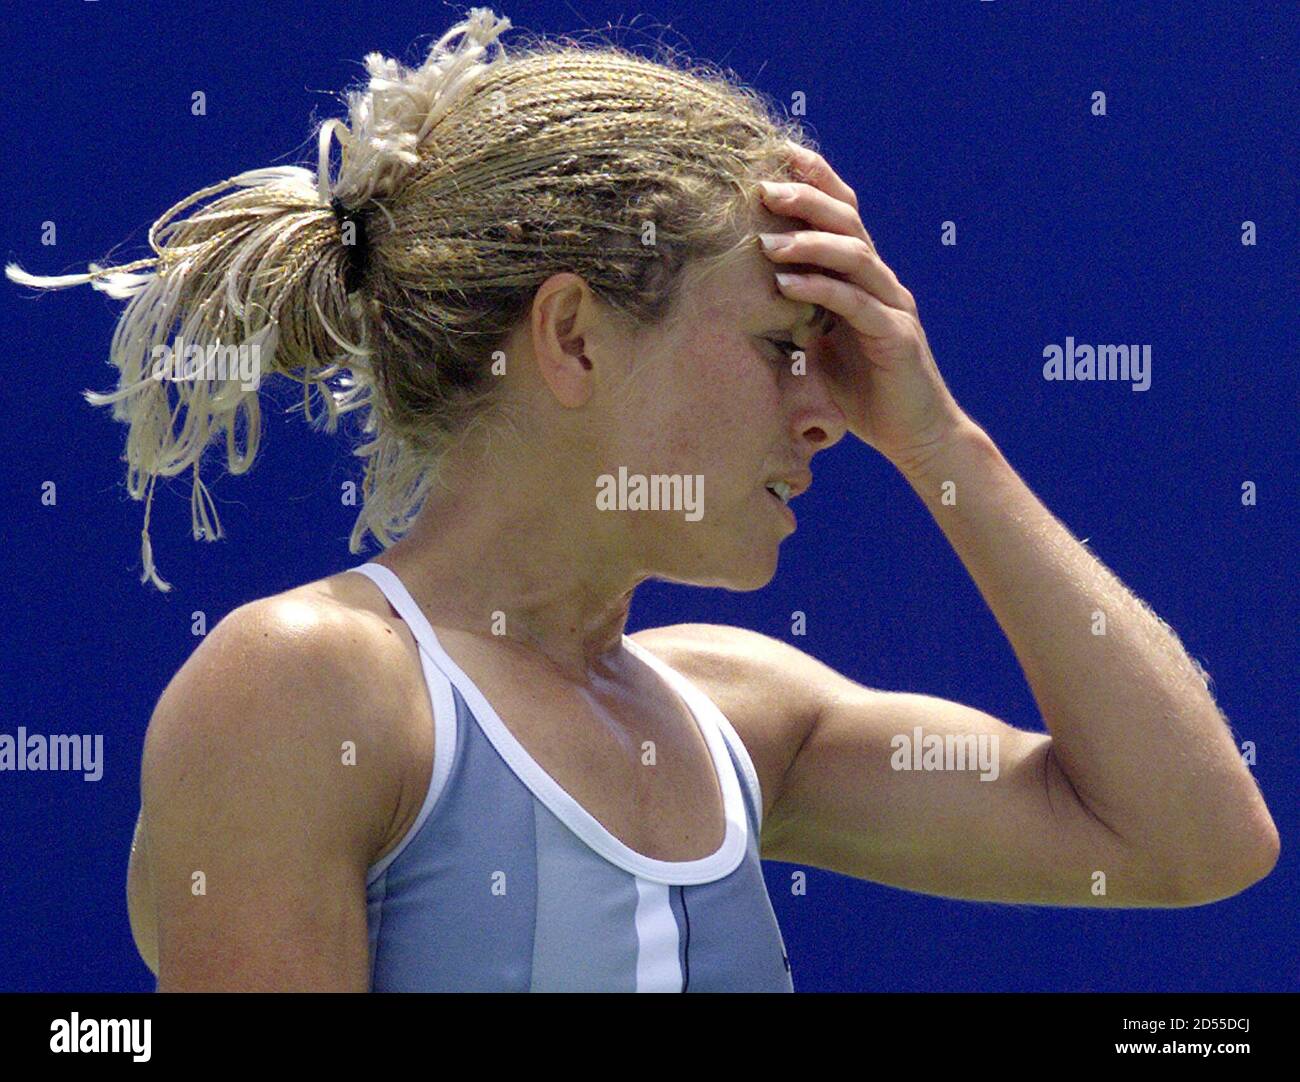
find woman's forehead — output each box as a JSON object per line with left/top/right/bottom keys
{"left": 736, "top": 243, "right": 827, "bottom": 328}
{"left": 678, "top": 219, "right": 829, "bottom": 329}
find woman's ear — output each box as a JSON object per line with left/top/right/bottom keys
{"left": 529, "top": 273, "right": 600, "bottom": 406}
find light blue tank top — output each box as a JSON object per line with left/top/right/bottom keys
{"left": 348, "top": 561, "right": 794, "bottom": 992}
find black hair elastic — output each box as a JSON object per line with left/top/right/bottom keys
{"left": 330, "top": 196, "right": 370, "bottom": 293}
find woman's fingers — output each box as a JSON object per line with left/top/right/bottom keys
{"left": 782, "top": 141, "right": 861, "bottom": 214}
{"left": 773, "top": 269, "right": 901, "bottom": 344}
{"left": 759, "top": 179, "right": 869, "bottom": 245}
{"left": 759, "top": 230, "right": 915, "bottom": 315}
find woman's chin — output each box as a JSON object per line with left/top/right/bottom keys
{"left": 676, "top": 548, "right": 782, "bottom": 591}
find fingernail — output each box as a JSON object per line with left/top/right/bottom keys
{"left": 758, "top": 233, "right": 792, "bottom": 250}
{"left": 759, "top": 181, "right": 792, "bottom": 200}
{"left": 774, "top": 272, "right": 803, "bottom": 288}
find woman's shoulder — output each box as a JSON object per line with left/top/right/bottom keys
{"left": 208, "top": 569, "right": 416, "bottom": 701}
{"left": 130, "top": 569, "right": 428, "bottom": 987}
{"left": 144, "top": 568, "right": 426, "bottom": 814}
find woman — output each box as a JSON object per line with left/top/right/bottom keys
{"left": 8, "top": 8, "right": 1278, "bottom": 992}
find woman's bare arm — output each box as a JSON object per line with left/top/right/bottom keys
{"left": 140, "top": 594, "right": 407, "bottom": 991}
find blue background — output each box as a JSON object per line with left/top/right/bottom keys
{"left": 1, "top": 1, "right": 1294, "bottom": 992}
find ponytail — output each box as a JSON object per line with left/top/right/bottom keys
{"left": 7, "top": 166, "right": 367, "bottom": 591}
{"left": 4, "top": 7, "right": 513, "bottom": 590}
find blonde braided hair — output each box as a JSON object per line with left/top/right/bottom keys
{"left": 6, "top": 6, "right": 813, "bottom": 590}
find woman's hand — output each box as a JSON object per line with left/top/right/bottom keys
{"left": 758, "top": 142, "right": 970, "bottom": 472}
